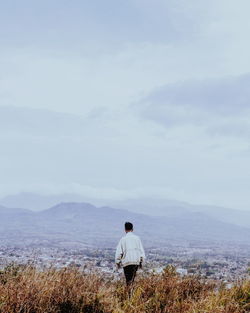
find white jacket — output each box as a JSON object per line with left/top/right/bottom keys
{"left": 115, "top": 232, "right": 145, "bottom": 267}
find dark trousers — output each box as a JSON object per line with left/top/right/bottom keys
{"left": 123, "top": 265, "right": 138, "bottom": 286}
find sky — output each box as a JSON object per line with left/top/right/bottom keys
{"left": 1, "top": 0, "right": 250, "bottom": 210}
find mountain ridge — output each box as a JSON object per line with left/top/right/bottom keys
{"left": 1, "top": 202, "right": 250, "bottom": 248}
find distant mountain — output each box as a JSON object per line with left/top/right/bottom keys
{"left": 0, "top": 205, "right": 33, "bottom": 225}
{"left": 1, "top": 193, "right": 250, "bottom": 229}
{"left": 1, "top": 202, "right": 250, "bottom": 249}
{"left": 108, "top": 198, "right": 250, "bottom": 228}
{"left": 0, "top": 193, "right": 91, "bottom": 211}
{"left": 192, "top": 204, "right": 250, "bottom": 229}
{"left": 109, "top": 198, "right": 191, "bottom": 218}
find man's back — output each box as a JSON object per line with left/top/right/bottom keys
{"left": 115, "top": 231, "right": 145, "bottom": 267}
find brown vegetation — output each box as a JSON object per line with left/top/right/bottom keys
{"left": 0, "top": 264, "right": 249, "bottom": 313}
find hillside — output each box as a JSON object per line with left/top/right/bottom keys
{"left": 1, "top": 202, "right": 250, "bottom": 248}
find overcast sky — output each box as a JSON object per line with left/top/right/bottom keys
{"left": 1, "top": 0, "right": 250, "bottom": 210}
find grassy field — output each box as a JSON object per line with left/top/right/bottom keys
{"left": 0, "top": 264, "right": 249, "bottom": 313}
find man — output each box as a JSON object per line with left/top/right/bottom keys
{"left": 115, "top": 222, "right": 145, "bottom": 286}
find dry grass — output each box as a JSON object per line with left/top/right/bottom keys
{"left": 0, "top": 264, "right": 249, "bottom": 313}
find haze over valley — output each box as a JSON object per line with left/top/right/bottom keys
{"left": 1, "top": 194, "right": 250, "bottom": 248}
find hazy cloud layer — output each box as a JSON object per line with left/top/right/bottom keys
{"left": 1, "top": 0, "right": 250, "bottom": 210}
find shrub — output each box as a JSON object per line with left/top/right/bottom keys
{"left": 0, "top": 264, "right": 249, "bottom": 313}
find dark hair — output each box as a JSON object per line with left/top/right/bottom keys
{"left": 125, "top": 222, "right": 133, "bottom": 231}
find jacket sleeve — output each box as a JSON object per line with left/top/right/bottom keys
{"left": 139, "top": 238, "right": 146, "bottom": 262}
{"left": 115, "top": 239, "right": 123, "bottom": 264}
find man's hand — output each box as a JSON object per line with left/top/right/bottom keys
{"left": 139, "top": 257, "right": 143, "bottom": 269}
{"left": 116, "top": 263, "right": 121, "bottom": 270}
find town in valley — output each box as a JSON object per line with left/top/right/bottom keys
{"left": 1, "top": 240, "right": 249, "bottom": 284}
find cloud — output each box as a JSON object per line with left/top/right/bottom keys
{"left": 0, "top": 103, "right": 249, "bottom": 210}
{"left": 137, "top": 73, "right": 250, "bottom": 138}
{"left": 0, "top": 0, "right": 217, "bottom": 50}
{"left": 0, "top": 182, "right": 183, "bottom": 202}
{"left": 0, "top": 105, "right": 87, "bottom": 137}
{"left": 1, "top": 0, "right": 250, "bottom": 210}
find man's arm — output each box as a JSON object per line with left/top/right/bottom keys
{"left": 138, "top": 238, "right": 146, "bottom": 267}
{"left": 115, "top": 239, "right": 123, "bottom": 267}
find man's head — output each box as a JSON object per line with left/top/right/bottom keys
{"left": 125, "top": 222, "right": 133, "bottom": 233}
